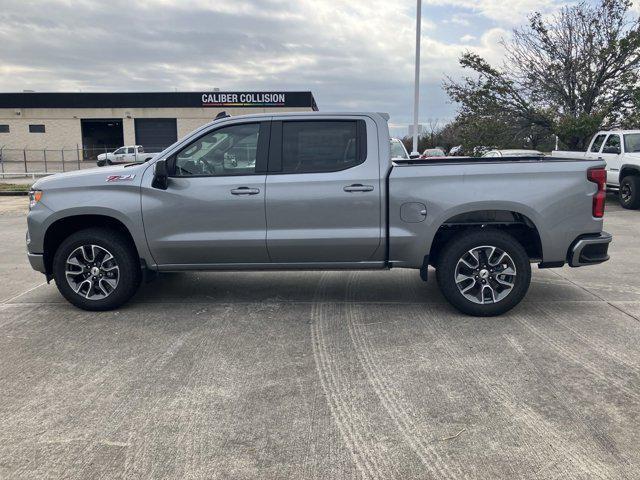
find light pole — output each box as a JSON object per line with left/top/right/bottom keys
{"left": 411, "top": 0, "right": 422, "bottom": 156}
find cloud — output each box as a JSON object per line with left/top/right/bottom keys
{"left": 444, "top": 15, "right": 471, "bottom": 26}
{"left": 425, "top": 0, "right": 561, "bottom": 24}
{"left": 0, "top": 0, "right": 560, "bottom": 127}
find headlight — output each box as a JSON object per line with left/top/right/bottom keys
{"left": 28, "top": 190, "right": 43, "bottom": 210}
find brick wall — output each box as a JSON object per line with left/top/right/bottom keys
{"left": 0, "top": 106, "right": 314, "bottom": 151}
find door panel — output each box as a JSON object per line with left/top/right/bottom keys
{"left": 141, "top": 174, "right": 267, "bottom": 265}
{"left": 265, "top": 118, "right": 382, "bottom": 263}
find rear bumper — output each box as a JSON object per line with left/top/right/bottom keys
{"left": 568, "top": 231, "right": 612, "bottom": 267}
{"left": 27, "top": 253, "right": 46, "bottom": 273}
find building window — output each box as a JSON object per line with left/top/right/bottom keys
{"left": 29, "top": 124, "right": 45, "bottom": 133}
{"left": 0, "top": 125, "right": 9, "bottom": 133}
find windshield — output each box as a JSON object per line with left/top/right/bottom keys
{"left": 624, "top": 133, "right": 640, "bottom": 153}
{"left": 390, "top": 140, "right": 408, "bottom": 159}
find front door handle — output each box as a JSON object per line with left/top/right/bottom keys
{"left": 231, "top": 187, "right": 260, "bottom": 195}
{"left": 344, "top": 184, "right": 374, "bottom": 192}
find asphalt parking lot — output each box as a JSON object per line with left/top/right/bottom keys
{"left": 1, "top": 194, "right": 639, "bottom": 479}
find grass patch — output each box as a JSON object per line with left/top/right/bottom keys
{"left": 0, "top": 183, "right": 30, "bottom": 192}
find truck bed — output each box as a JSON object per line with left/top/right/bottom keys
{"left": 387, "top": 155, "right": 605, "bottom": 269}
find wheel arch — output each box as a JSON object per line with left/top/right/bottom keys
{"left": 43, "top": 214, "right": 139, "bottom": 275}
{"left": 620, "top": 164, "right": 640, "bottom": 181}
{"left": 428, "top": 208, "right": 543, "bottom": 267}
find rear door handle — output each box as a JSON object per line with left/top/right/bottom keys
{"left": 231, "top": 187, "right": 260, "bottom": 195}
{"left": 344, "top": 184, "right": 374, "bottom": 192}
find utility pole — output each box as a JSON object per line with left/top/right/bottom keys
{"left": 411, "top": 0, "right": 422, "bottom": 156}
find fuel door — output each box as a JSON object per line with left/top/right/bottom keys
{"left": 400, "top": 202, "right": 427, "bottom": 223}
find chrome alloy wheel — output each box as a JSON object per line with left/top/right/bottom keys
{"left": 454, "top": 245, "right": 517, "bottom": 304}
{"left": 65, "top": 245, "right": 120, "bottom": 300}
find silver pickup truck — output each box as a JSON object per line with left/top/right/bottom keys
{"left": 26, "top": 112, "right": 611, "bottom": 316}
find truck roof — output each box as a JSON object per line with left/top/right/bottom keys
{"left": 595, "top": 130, "right": 640, "bottom": 135}
{"left": 203, "top": 111, "right": 389, "bottom": 124}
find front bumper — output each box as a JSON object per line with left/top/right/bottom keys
{"left": 28, "top": 252, "right": 46, "bottom": 273}
{"left": 568, "top": 231, "right": 612, "bottom": 267}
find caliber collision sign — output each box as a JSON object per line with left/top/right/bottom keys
{"left": 201, "top": 92, "right": 287, "bottom": 107}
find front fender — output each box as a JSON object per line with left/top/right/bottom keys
{"left": 27, "top": 186, "right": 155, "bottom": 269}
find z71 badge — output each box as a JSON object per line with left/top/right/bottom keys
{"left": 106, "top": 174, "right": 136, "bottom": 182}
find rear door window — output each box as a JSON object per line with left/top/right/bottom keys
{"left": 279, "top": 121, "right": 365, "bottom": 174}
{"left": 623, "top": 133, "right": 640, "bottom": 153}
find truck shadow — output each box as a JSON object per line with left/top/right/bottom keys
{"left": 133, "top": 268, "right": 592, "bottom": 306}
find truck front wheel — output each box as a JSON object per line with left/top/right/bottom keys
{"left": 436, "top": 230, "right": 531, "bottom": 316}
{"left": 619, "top": 175, "right": 640, "bottom": 209}
{"left": 52, "top": 228, "right": 141, "bottom": 311}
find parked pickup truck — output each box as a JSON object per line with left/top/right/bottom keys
{"left": 551, "top": 130, "right": 640, "bottom": 209}
{"left": 26, "top": 112, "right": 611, "bottom": 316}
{"left": 96, "top": 145, "right": 155, "bottom": 166}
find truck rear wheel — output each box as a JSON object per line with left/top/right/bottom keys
{"left": 620, "top": 175, "right": 640, "bottom": 209}
{"left": 435, "top": 230, "right": 531, "bottom": 316}
{"left": 52, "top": 228, "right": 141, "bottom": 311}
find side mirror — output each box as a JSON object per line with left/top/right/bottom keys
{"left": 409, "top": 153, "right": 421, "bottom": 159}
{"left": 152, "top": 159, "right": 169, "bottom": 190}
{"left": 603, "top": 146, "right": 621, "bottom": 154}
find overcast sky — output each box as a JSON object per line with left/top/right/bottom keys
{"left": 0, "top": 0, "right": 631, "bottom": 136}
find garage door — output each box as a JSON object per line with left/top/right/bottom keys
{"left": 134, "top": 118, "right": 177, "bottom": 152}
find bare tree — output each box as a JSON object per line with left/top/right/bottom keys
{"left": 445, "top": 0, "right": 640, "bottom": 150}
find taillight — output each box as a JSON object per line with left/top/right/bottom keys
{"left": 587, "top": 167, "right": 606, "bottom": 218}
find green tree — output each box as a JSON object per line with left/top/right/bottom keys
{"left": 444, "top": 0, "right": 640, "bottom": 150}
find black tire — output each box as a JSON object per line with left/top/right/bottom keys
{"left": 106, "top": 159, "right": 113, "bottom": 166}
{"left": 52, "top": 228, "right": 141, "bottom": 311}
{"left": 435, "top": 229, "right": 531, "bottom": 317}
{"left": 619, "top": 175, "right": 640, "bottom": 210}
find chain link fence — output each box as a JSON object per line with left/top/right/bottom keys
{"left": 0, "top": 146, "right": 165, "bottom": 179}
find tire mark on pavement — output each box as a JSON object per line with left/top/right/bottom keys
{"left": 345, "top": 271, "right": 465, "bottom": 479}
{"left": 311, "top": 272, "right": 393, "bottom": 479}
